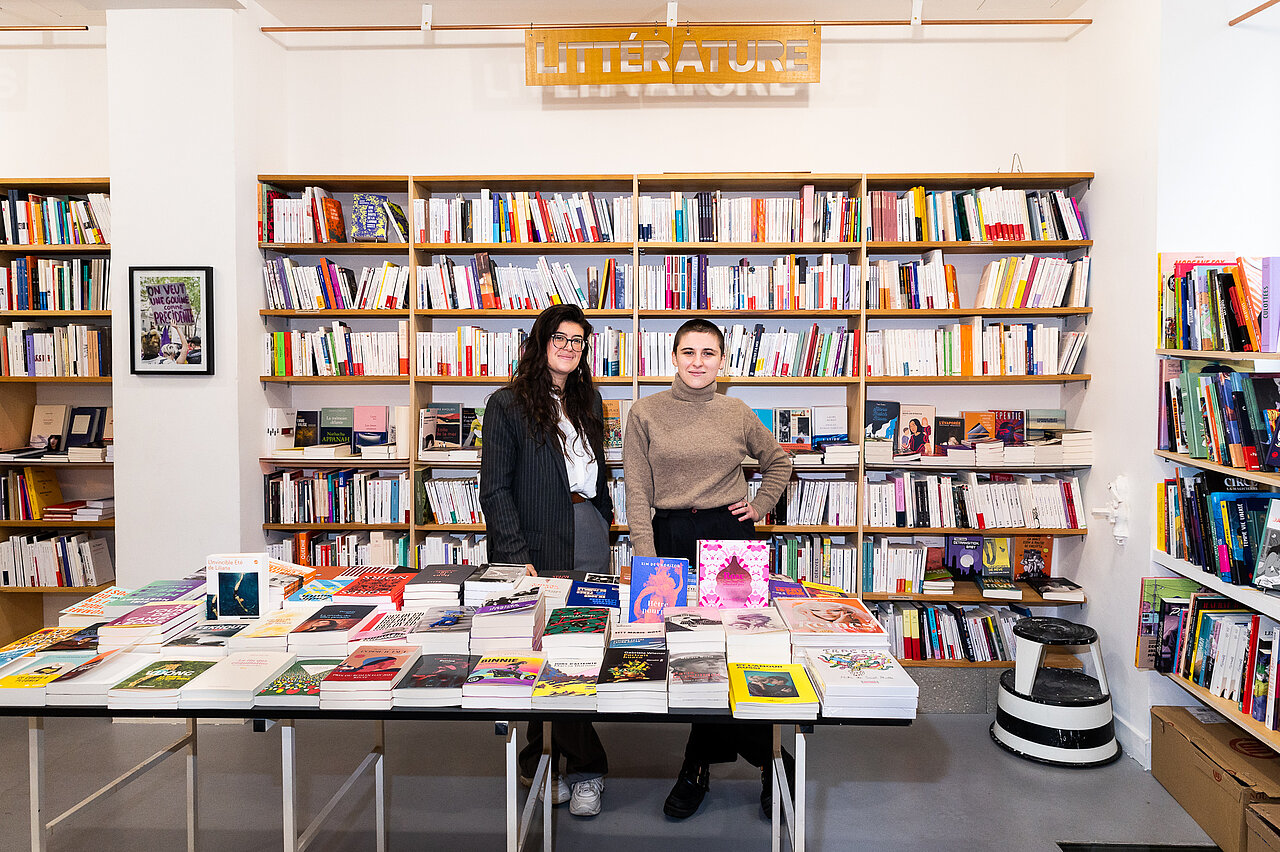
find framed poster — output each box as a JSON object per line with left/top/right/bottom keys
{"left": 129, "top": 266, "right": 213, "bottom": 375}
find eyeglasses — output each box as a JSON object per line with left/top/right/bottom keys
{"left": 550, "top": 333, "right": 586, "bottom": 351}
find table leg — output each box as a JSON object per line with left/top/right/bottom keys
{"left": 502, "top": 722, "right": 517, "bottom": 852}
{"left": 542, "top": 720, "right": 551, "bottom": 852}
{"left": 770, "top": 725, "right": 781, "bottom": 852}
{"left": 29, "top": 717, "right": 46, "bottom": 852}
{"left": 186, "top": 718, "right": 198, "bottom": 852}
{"left": 281, "top": 719, "right": 298, "bottom": 852}
{"left": 374, "top": 720, "right": 386, "bottom": 852}
{"left": 794, "top": 726, "right": 807, "bottom": 852}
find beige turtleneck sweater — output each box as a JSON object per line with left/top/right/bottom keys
{"left": 623, "top": 374, "right": 793, "bottom": 558}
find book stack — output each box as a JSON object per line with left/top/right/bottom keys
{"left": 862, "top": 441, "right": 894, "bottom": 465}
{"left": 769, "top": 577, "right": 808, "bottom": 600}
{"left": 160, "top": 621, "right": 251, "bottom": 658}
{"left": 107, "top": 658, "right": 219, "bottom": 709}
{"left": 943, "top": 444, "right": 977, "bottom": 466}
{"left": 976, "top": 575, "right": 1023, "bottom": 600}
{"left": 822, "top": 443, "right": 860, "bottom": 466}
{"left": 722, "top": 607, "right": 792, "bottom": 665}
{"left": 45, "top": 650, "right": 150, "bottom": 706}
{"left": 471, "top": 587, "right": 545, "bottom": 654}
{"left": 58, "top": 587, "right": 134, "bottom": 628}
{"left": 284, "top": 579, "right": 345, "bottom": 609}
{"left": 531, "top": 658, "right": 601, "bottom": 710}
{"left": 974, "top": 441, "right": 1004, "bottom": 466}
{"left": 287, "top": 605, "right": 380, "bottom": 657}
{"left": 921, "top": 567, "right": 956, "bottom": 595}
{"left": 1025, "top": 576, "right": 1085, "bottom": 602}
{"left": 0, "top": 651, "right": 98, "bottom": 706}
{"left": 596, "top": 647, "right": 668, "bottom": 713}
{"left": 254, "top": 657, "right": 344, "bottom": 708}
{"left": 774, "top": 597, "right": 891, "bottom": 659}
{"left": 1057, "top": 429, "right": 1094, "bottom": 465}
{"left": 667, "top": 651, "right": 730, "bottom": 709}
{"left": 1002, "top": 444, "right": 1036, "bottom": 466}
{"left": 607, "top": 621, "right": 665, "bottom": 649}
{"left": 802, "top": 647, "right": 918, "bottom": 719}
{"left": 101, "top": 578, "right": 207, "bottom": 619}
{"left": 392, "top": 653, "right": 476, "bottom": 708}
{"left": 518, "top": 575, "right": 574, "bottom": 619}
{"left": 461, "top": 654, "right": 545, "bottom": 709}
{"left": 402, "top": 564, "right": 476, "bottom": 608}
{"left": 67, "top": 445, "right": 108, "bottom": 462}
{"left": 227, "top": 607, "right": 320, "bottom": 651}
{"left": 626, "top": 557, "right": 689, "bottom": 624}
{"left": 179, "top": 650, "right": 297, "bottom": 709}
{"left": 727, "top": 662, "right": 819, "bottom": 720}
{"left": 345, "top": 610, "right": 425, "bottom": 647}
{"left": 566, "top": 580, "right": 621, "bottom": 616}
{"left": 541, "top": 607, "right": 611, "bottom": 660}
{"left": 320, "top": 644, "right": 422, "bottom": 710}
{"left": 463, "top": 564, "right": 526, "bottom": 607}
{"left": 409, "top": 606, "right": 474, "bottom": 653}
{"left": 331, "top": 571, "right": 416, "bottom": 610}
{"left": 40, "top": 623, "right": 104, "bottom": 653}
{"left": 97, "top": 602, "right": 204, "bottom": 653}
{"left": 664, "top": 607, "right": 726, "bottom": 654}
{"left": 39, "top": 498, "right": 112, "bottom": 521}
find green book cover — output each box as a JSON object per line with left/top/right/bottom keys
{"left": 257, "top": 658, "right": 343, "bottom": 699}
{"left": 113, "top": 659, "right": 218, "bottom": 691}
{"left": 544, "top": 607, "right": 610, "bottom": 636}
{"left": 319, "top": 407, "right": 354, "bottom": 447}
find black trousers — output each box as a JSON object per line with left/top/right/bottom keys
{"left": 653, "top": 505, "right": 772, "bottom": 770}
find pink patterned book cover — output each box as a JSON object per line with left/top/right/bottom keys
{"left": 696, "top": 540, "right": 770, "bottom": 608}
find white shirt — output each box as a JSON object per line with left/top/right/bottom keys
{"left": 558, "top": 402, "right": 597, "bottom": 499}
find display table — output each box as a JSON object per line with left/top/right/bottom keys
{"left": 2, "top": 706, "right": 909, "bottom": 852}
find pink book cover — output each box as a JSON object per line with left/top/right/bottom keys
{"left": 353, "top": 405, "right": 388, "bottom": 434}
{"left": 696, "top": 540, "right": 770, "bottom": 609}
{"left": 105, "top": 602, "right": 200, "bottom": 628}
{"left": 323, "top": 645, "right": 418, "bottom": 684}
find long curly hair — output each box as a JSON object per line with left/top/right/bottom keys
{"left": 509, "top": 304, "right": 603, "bottom": 452}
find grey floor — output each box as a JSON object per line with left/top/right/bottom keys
{"left": 0, "top": 714, "right": 1214, "bottom": 851}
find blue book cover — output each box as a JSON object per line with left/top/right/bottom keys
{"left": 566, "top": 581, "right": 619, "bottom": 609}
{"left": 627, "top": 557, "right": 688, "bottom": 623}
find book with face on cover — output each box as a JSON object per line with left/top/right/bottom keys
{"left": 322, "top": 644, "right": 422, "bottom": 690}
{"left": 696, "top": 540, "right": 770, "bottom": 609}
{"left": 627, "top": 557, "right": 689, "bottom": 623}
{"left": 0, "top": 651, "right": 98, "bottom": 704}
{"left": 727, "top": 662, "right": 819, "bottom": 719}
{"left": 774, "top": 597, "right": 889, "bottom": 645}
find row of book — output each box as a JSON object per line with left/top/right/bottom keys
{"left": 769, "top": 534, "right": 857, "bottom": 591}
{"left": 0, "top": 322, "right": 111, "bottom": 377}
{"left": 0, "top": 404, "right": 112, "bottom": 463}
{"left": 634, "top": 255, "right": 861, "bottom": 311}
{"left": 1, "top": 190, "right": 111, "bottom": 246}
{"left": 1155, "top": 468, "right": 1280, "bottom": 587}
{"left": 0, "top": 257, "right": 111, "bottom": 312}
{"left": 637, "top": 189, "right": 862, "bottom": 245}
{"left": 1157, "top": 254, "right": 1277, "bottom": 353}
{"left": 414, "top": 191, "right": 629, "bottom": 245}
{"left": 267, "top": 405, "right": 408, "bottom": 459}
{"left": 864, "top": 323, "right": 1087, "bottom": 377}
{"left": 872, "top": 600, "right": 1020, "bottom": 662}
{"left": 417, "top": 255, "right": 629, "bottom": 312}
{"left": 263, "top": 469, "right": 410, "bottom": 526}
{"left": 865, "top": 186, "right": 1087, "bottom": 243}
{"left": 267, "top": 530, "right": 412, "bottom": 570}
{"left": 863, "top": 471, "right": 1085, "bottom": 531}
{"left": 867, "top": 253, "right": 1089, "bottom": 313}
{"left": 747, "top": 478, "right": 857, "bottom": 527}
{"left": 261, "top": 259, "right": 411, "bottom": 311}
{"left": 638, "top": 325, "right": 858, "bottom": 380}
{"left": 262, "top": 324, "right": 409, "bottom": 378}
{"left": 0, "top": 532, "right": 114, "bottom": 587}
{"left": 414, "top": 327, "right": 630, "bottom": 380}
{"left": 262, "top": 187, "right": 409, "bottom": 244}
{"left": 1157, "top": 362, "right": 1279, "bottom": 472}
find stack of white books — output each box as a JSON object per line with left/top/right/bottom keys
{"left": 409, "top": 607, "right": 474, "bottom": 654}
{"left": 58, "top": 587, "right": 134, "bottom": 628}
{"left": 862, "top": 441, "right": 894, "bottom": 465}
{"left": 106, "top": 658, "right": 219, "bottom": 709}
{"left": 596, "top": 647, "right": 667, "bottom": 713}
{"left": 802, "top": 647, "right": 919, "bottom": 719}
{"left": 67, "top": 446, "right": 108, "bottom": 462}
{"left": 1002, "top": 444, "right": 1036, "bottom": 466}
{"left": 1028, "top": 439, "right": 1065, "bottom": 466}
{"left": 345, "top": 610, "right": 425, "bottom": 649}
{"left": 160, "top": 621, "right": 252, "bottom": 658}
{"left": 822, "top": 444, "right": 860, "bottom": 466}
{"left": 530, "top": 658, "right": 601, "bottom": 711}
{"left": 722, "top": 607, "right": 792, "bottom": 665}
{"left": 463, "top": 564, "right": 526, "bottom": 607}
{"left": 253, "top": 657, "right": 345, "bottom": 708}
{"left": 72, "top": 496, "right": 113, "bottom": 517}
{"left": 541, "top": 607, "right": 611, "bottom": 660}
{"left": 1058, "top": 429, "right": 1094, "bottom": 465}
{"left": 974, "top": 441, "right": 1005, "bottom": 466}
{"left": 227, "top": 607, "right": 320, "bottom": 651}
{"left": 461, "top": 653, "right": 545, "bottom": 709}
{"left": 471, "top": 587, "right": 545, "bottom": 654}
{"left": 179, "top": 651, "right": 297, "bottom": 709}
{"left": 391, "top": 653, "right": 475, "bottom": 708}
{"left": 517, "top": 575, "right": 573, "bottom": 621}
{"left": 664, "top": 607, "right": 725, "bottom": 654}
{"left": 607, "top": 621, "right": 665, "bottom": 649}
{"left": 0, "top": 651, "right": 98, "bottom": 706}
{"left": 774, "top": 597, "right": 891, "bottom": 659}
{"left": 287, "top": 605, "right": 380, "bottom": 657}
{"left": 45, "top": 650, "right": 150, "bottom": 706}
{"left": 319, "top": 644, "right": 422, "bottom": 710}
{"left": 943, "top": 445, "right": 977, "bottom": 466}
{"left": 402, "top": 564, "right": 476, "bottom": 608}
{"left": 667, "top": 651, "right": 729, "bottom": 709}
{"left": 98, "top": 602, "right": 204, "bottom": 653}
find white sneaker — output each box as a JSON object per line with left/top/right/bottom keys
{"left": 569, "top": 777, "right": 604, "bottom": 817}
{"left": 520, "top": 772, "right": 570, "bottom": 805}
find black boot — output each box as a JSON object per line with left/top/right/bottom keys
{"left": 663, "top": 760, "right": 710, "bottom": 819}
{"left": 759, "top": 750, "right": 796, "bottom": 819}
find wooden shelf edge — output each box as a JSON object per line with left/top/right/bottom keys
{"left": 0, "top": 583, "right": 113, "bottom": 594}
{"left": 1157, "top": 348, "right": 1280, "bottom": 361}
{"left": 1150, "top": 548, "right": 1280, "bottom": 622}
{"left": 1153, "top": 450, "right": 1280, "bottom": 489}
{"left": 1164, "top": 673, "right": 1280, "bottom": 751}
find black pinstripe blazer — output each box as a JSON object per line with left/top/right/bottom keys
{"left": 478, "top": 387, "right": 613, "bottom": 574}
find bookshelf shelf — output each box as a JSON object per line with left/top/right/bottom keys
{"left": 638, "top": 309, "right": 859, "bottom": 319}
{"left": 865, "top": 374, "right": 1088, "bottom": 385}
{"left": 258, "top": 174, "right": 409, "bottom": 192}
{"left": 260, "top": 309, "right": 410, "bottom": 319}
{"left": 262, "top": 523, "right": 410, "bottom": 531}
{"left": 0, "top": 310, "right": 112, "bottom": 320}
{"left": 414, "top": 523, "right": 630, "bottom": 533}
{"left": 1150, "top": 548, "right": 1280, "bottom": 623}
{"left": 1153, "top": 449, "right": 1280, "bottom": 488}
{"left": 1164, "top": 673, "right": 1280, "bottom": 753}
{"left": 899, "top": 659, "right": 1013, "bottom": 669}
{"left": 866, "top": 240, "right": 1091, "bottom": 254}
{"left": 0, "top": 520, "right": 114, "bottom": 529}
{"left": 414, "top": 375, "right": 635, "bottom": 386}
{"left": 260, "top": 242, "right": 410, "bottom": 255}
{"left": 0, "top": 461, "right": 112, "bottom": 469}
{"left": 0, "top": 377, "right": 111, "bottom": 384}
{"left": 862, "top": 579, "right": 1085, "bottom": 606}
{"left": 863, "top": 462, "right": 1091, "bottom": 472}
{"left": 637, "top": 376, "right": 855, "bottom": 386}
{"left": 0, "top": 583, "right": 113, "bottom": 595}
{"left": 638, "top": 241, "right": 861, "bottom": 254}
{"left": 259, "top": 457, "right": 409, "bottom": 470}
{"left": 0, "top": 244, "right": 110, "bottom": 255}
{"left": 415, "top": 242, "right": 630, "bottom": 255}
{"left": 416, "top": 309, "right": 633, "bottom": 319}
{"left": 1155, "top": 348, "right": 1280, "bottom": 361}
{"left": 865, "top": 307, "right": 1092, "bottom": 319}
{"left": 259, "top": 375, "right": 409, "bottom": 385}
{"left": 864, "top": 172, "right": 1094, "bottom": 190}
{"left": 862, "top": 526, "right": 1086, "bottom": 537}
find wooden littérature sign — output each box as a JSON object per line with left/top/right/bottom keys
{"left": 525, "top": 25, "right": 821, "bottom": 86}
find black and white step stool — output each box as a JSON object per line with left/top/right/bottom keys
{"left": 990, "top": 616, "right": 1121, "bottom": 767}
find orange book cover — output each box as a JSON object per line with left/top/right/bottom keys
{"left": 1013, "top": 534, "right": 1053, "bottom": 580}
{"left": 960, "top": 325, "right": 974, "bottom": 376}
{"left": 1231, "top": 261, "right": 1262, "bottom": 351}
{"left": 944, "top": 264, "right": 959, "bottom": 308}
{"left": 321, "top": 198, "right": 347, "bottom": 243}
{"left": 755, "top": 199, "right": 765, "bottom": 243}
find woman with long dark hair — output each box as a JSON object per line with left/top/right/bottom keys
{"left": 479, "top": 302, "right": 612, "bottom": 817}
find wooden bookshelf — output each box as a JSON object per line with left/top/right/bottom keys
{"left": 865, "top": 307, "right": 1091, "bottom": 319}
{"left": 0, "top": 244, "right": 110, "bottom": 255}
{"left": 261, "top": 309, "right": 410, "bottom": 319}
{"left": 1154, "top": 449, "right": 1280, "bottom": 488}
{"left": 1156, "top": 348, "right": 1280, "bottom": 361}
{"left": 0, "top": 520, "right": 114, "bottom": 529}
{"left": 0, "top": 377, "right": 111, "bottom": 384}
{"left": 260, "top": 242, "right": 410, "bottom": 254}
{"left": 0, "top": 584, "right": 112, "bottom": 594}
{"left": 262, "top": 523, "right": 411, "bottom": 532}
{"left": 866, "top": 239, "right": 1092, "bottom": 254}
{"left": 1, "top": 310, "right": 112, "bottom": 319}
{"left": 862, "top": 578, "right": 1086, "bottom": 606}
{"left": 865, "top": 374, "right": 1089, "bottom": 385}
{"left": 259, "top": 375, "right": 409, "bottom": 385}
{"left": 1165, "top": 673, "right": 1280, "bottom": 752}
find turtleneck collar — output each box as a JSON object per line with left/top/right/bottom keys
{"left": 670, "top": 372, "right": 718, "bottom": 403}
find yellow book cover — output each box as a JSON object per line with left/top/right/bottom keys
{"left": 727, "top": 662, "right": 819, "bottom": 710}
{"left": 798, "top": 580, "right": 854, "bottom": 598}
{"left": 0, "top": 627, "right": 80, "bottom": 654}
{"left": 23, "top": 466, "right": 63, "bottom": 520}
{"left": 531, "top": 659, "right": 599, "bottom": 699}
{"left": 239, "top": 608, "right": 315, "bottom": 639}
{"left": 0, "top": 652, "right": 95, "bottom": 689}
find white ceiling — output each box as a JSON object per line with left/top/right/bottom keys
{"left": 0, "top": 0, "right": 1090, "bottom": 30}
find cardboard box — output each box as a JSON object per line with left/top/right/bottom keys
{"left": 1248, "top": 804, "right": 1280, "bottom": 852}
{"left": 1151, "top": 705, "right": 1280, "bottom": 852}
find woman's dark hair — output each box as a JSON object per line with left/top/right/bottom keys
{"left": 672, "top": 318, "right": 724, "bottom": 354}
{"left": 510, "top": 303, "right": 603, "bottom": 451}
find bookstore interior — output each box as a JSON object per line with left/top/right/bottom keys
{"left": 4, "top": 0, "right": 1280, "bottom": 849}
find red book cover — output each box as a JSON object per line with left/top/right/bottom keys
{"left": 1060, "top": 481, "right": 1078, "bottom": 528}
{"left": 321, "top": 197, "right": 347, "bottom": 243}
{"left": 323, "top": 644, "right": 419, "bottom": 686}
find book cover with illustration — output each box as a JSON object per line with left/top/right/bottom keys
{"left": 897, "top": 404, "right": 936, "bottom": 455}
{"left": 774, "top": 597, "right": 887, "bottom": 637}
{"left": 0, "top": 652, "right": 97, "bottom": 690}
{"left": 945, "top": 536, "right": 983, "bottom": 577}
{"left": 1013, "top": 535, "right": 1054, "bottom": 579}
{"left": 628, "top": 557, "right": 689, "bottom": 623}
{"left": 598, "top": 647, "right": 667, "bottom": 685}
{"left": 255, "top": 658, "right": 344, "bottom": 702}
{"left": 531, "top": 659, "right": 600, "bottom": 699}
{"left": 933, "top": 416, "right": 968, "bottom": 451}
{"left": 565, "top": 581, "right": 620, "bottom": 609}
{"left": 981, "top": 537, "right": 1014, "bottom": 579}
{"left": 350, "top": 193, "right": 389, "bottom": 242}
{"left": 465, "top": 655, "right": 545, "bottom": 688}
{"left": 727, "top": 662, "right": 819, "bottom": 707}
{"left": 41, "top": 623, "right": 106, "bottom": 652}
{"left": 110, "top": 659, "right": 218, "bottom": 692}
{"left": 801, "top": 647, "right": 918, "bottom": 697}
{"left": 395, "top": 654, "right": 477, "bottom": 692}
{"left": 543, "top": 607, "right": 610, "bottom": 637}
{"left": 669, "top": 651, "right": 729, "bottom": 686}
{"left": 992, "top": 409, "right": 1026, "bottom": 445}
{"left": 864, "top": 400, "right": 900, "bottom": 442}
{"left": 963, "top": 411, "right": 996, "bottom": 443}
{"left": 323, "top": 645, "right": 420, "bottom": 686}
{"left": 696, "top": 540, "right": 769, "bottom": 608}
